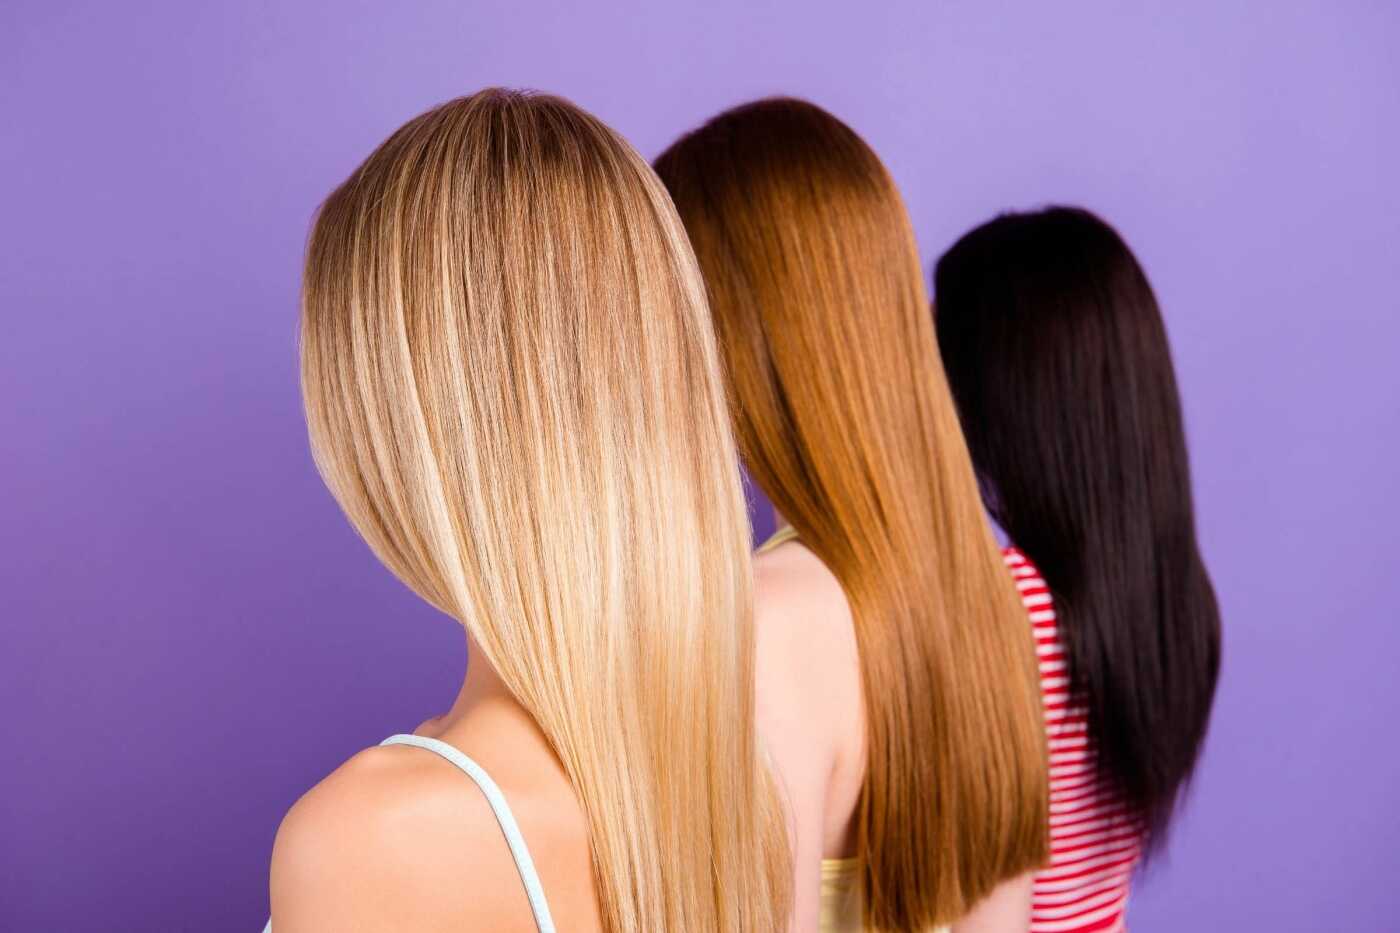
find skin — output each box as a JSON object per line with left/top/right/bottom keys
{"left": 269, "top": 538, "right": 1029, "bottom": 933}
{"left": 752, "top": 528, "right": 866, "bottom": 931}
{"left": 754, "top": 515, "right": 1034, "bottom": 932}
{"left": 267, "top": 641, "right": 604, "bottom": 933}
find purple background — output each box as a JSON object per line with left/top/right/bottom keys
{"left": 3, "top": 2, "right": 1397, "bottom": 930}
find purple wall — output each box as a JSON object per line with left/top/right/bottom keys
{"left": 3, "top": 2, "right": 1396, "bottom": 929}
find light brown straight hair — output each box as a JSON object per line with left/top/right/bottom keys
{"left": 656, "top": 98, "right": 1049, "bottom": 929}
{"left": 300, "top": 90, "right": 790, "bottom": 932}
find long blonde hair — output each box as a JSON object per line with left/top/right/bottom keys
{"left": 300, "top": 89, "right": 791, "bottom": 933}
{"left": 656, "top": 98, "right": 1048, "bottom": 929}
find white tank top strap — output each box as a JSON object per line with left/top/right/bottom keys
{"left": 380, "top": 733, "right": 557, "bottom": 933}
{"left": 260, "top": 734, "right": 557, "bottom": 933}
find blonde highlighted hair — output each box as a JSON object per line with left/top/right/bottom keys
{"left": 656, "top": 98, "right": 1049, "bottom": 929}
{"left": 300, "top": 89, "right": 791, "bottom": 932}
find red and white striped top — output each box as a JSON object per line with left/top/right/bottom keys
{"left": 1004, "top": 547, "right": 1144, "bottom": 933}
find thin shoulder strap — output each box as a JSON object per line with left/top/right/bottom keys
{"left": 756, "top": 523, "right": 801, "bottom": 555}
{"left": 380, "top": 733, "right": 558, "bottom": 933}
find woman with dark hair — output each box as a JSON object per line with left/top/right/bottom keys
{"left": 934, "top": 206, "right": 1222, "bottom": 933}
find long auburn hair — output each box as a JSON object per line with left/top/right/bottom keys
{"left": 656, "top": 98, "right": 1049, "bottom": 929}
{"left": 300, "top": 90, "right": 791, "bottom": 933}
{"left": 934, "top": 206, "right": 1221, "bottom": 851}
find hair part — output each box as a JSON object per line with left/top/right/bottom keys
{"left": 656, "top": 98, "right": 1051, "bottom": 928}
{"left": 301, "top": 88, "right": 791, "bottom": 933}
{"left": 934, "top": 205, "right": 1222, "bottom": 850}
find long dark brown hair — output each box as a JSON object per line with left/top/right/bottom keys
{"left": 934, "top": 206, "right": 1221, "bottom": 850}
{"left": 656, "top": 99, "right": 1049, "bottom": 929}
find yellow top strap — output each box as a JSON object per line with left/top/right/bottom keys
{"left": 755, "top": 524, "right": 801, "bottom": 554}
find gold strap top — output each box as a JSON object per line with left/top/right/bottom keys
{"left": 819, "top": 857, "right": 864, "bottom": 932}
{"left": 756, "top": 523, "right": 801, "bottom": 554}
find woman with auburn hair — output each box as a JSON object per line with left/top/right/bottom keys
{"left": 933, "top": 207, "right": 1221, "bottom": 933}
{"left": 264, "top": 89, "right": 791, "bottom": 933}
{"left": 655, "top": 99, "right": 1050, "bottom": 932}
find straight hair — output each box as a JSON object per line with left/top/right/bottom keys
{"left": 656, "top": 98, "right": 1050, "bottom": 929}
{"left": 300, "top": 89, "right": 791, "bottom": 933}
{"left": 933, "top": 205, "right": 1221, "bottom": 850}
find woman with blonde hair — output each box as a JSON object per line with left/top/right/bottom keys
{"left": 264, "top": 89, "right": 790, "bottom": 933}
{"left": 655, "top": 99, "right": 1050, "bottom": 932}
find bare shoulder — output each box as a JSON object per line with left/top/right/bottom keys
{"left": 752, "top": 539, "right": 863, "bottom": 771}
{"left": 268, "top": 743, "right": 540, "bottom": 933}
{"left": 753, "top": 541, "right": 859, "bottom": 682}
{"left": 752, "top": 539, "right": 866, "bottom": 926}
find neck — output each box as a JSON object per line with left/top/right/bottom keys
{"left": 454, "top": 637, "right": 516, "bottom": 708}
{"left": 425, "top": 634, "right": 569, "bottom": 790}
